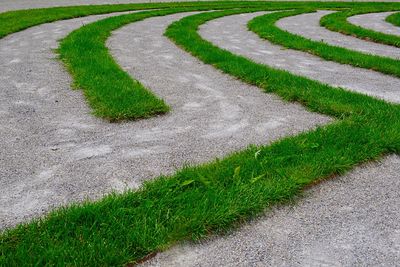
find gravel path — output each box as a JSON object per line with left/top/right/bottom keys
{"left": 141, "top": 12, "right": 400, "bottom": 267}
{"left": 1, "top": 0, "right": 398, "bottom": 13}
{"left": 347, "top": 11, "right": 400, "bottom": 37}
{"left": 200, "top": 12, "right": 400, "bottom": 103}
{"left": 277, "top": 10, "right": 400, "bottom": 60}
{"left": 0, "top": 12, "right": 329, "bottom": 229}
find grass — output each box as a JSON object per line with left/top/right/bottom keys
{"left": 1, "top": 3, "right": 398, "bottom": 120}
{"left": 386, "top": 11, "right": 400, "bottom": 27}
{"left": 1, "top": 3, "right": 400, "bottom": 266}
{"left": 248, "top": 9, "right": 400, "bottom": 78}
{"left": 321, "top": 7, "right": 400, "bottom": 48}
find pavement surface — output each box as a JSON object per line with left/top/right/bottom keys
{"left": 0, "top": 2, "right": 399, "bottom": 266}
{"left": 277, "top": 10, "right": 400, "bottom": 60}
{"left": 0, "top": 12, "right": 329, "bottom": 229}
{"left": 348, "top": 11, "right": 400, "bottom": 37}
{"left": 1, "top": 0, "right": 399, "bottom": 12}
{"left": 200, "top": 12, "right": 400, "bottom": 103}
{"left": 141, "top": 11, "right": 400, "bottom": 266}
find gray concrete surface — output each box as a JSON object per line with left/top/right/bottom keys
{"left": 0, "top": 12, "right": 329, "bottom": 229}
{"left": 348, "top": 11, "right": 400, "bottom": 37}
{"left": 139, "top": 11, "right": 400, "bottom": 266}
{"left": 199, "top": 12, "right": 400, "bottom": 103}
{"left": 277, "top": 10, "right": 400, "bottom": 60}
{"left": 1, "top": 0, "right": 400, "bottom": 13}
{"left": 142, "top": 154, "right": 400, "bottom": 267}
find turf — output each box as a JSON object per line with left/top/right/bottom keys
{"left": 386, "top": 11, "right": 400, "bottom": 27}
{"left": 248, "top": 9, "right": 400, "bottom": 78}
{"left": 320, "top": 7, "right": 400, "bottom": 48}
{"left": 1, "top": 4, "right": 400, "bottom": 265}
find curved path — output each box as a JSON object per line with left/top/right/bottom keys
{"left": 348, "top": 11, "right": 400, "bottom": 36}
{"left": 141, "top": 12, "right": 400, "bottom": 266}
{"left": 200, "top": 12, "right": 400, "bottom": 103}
{"left": 277, "top": 10, "right": 400, "bottom": 60}
{"left": 0, "top": 12, "right": 329, "bottom": 229}
{"left": 0, "top": 0, "right": 192, "bottom": 13}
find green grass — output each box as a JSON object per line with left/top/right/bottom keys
{"left": 1, "top": 4, "right": 400, "bottom": 265}
{"left": 59, "top": 10, "right": 180, "bottom": 121}
{"left": 248, "top": 9, "right": 400, "bottom": 78}
{"left": 1, "top": 3, "right": 398, "bottom": 120}
{"left": 386, "top": 11, "right": 400, "bottom": 27}
{"left": 321, "top": 7, "right": 400, "bottom": 48}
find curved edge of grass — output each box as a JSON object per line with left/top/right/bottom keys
{"left": 248, "top": 9, "right": 400, "bottom": 78}
{"left": 386, "top": 11, "right": 400, "bottom": 27}
{"left": 58, "top": 9, "right": 177, "bottom": 121}
{"left": 320, "top": 8, "right": 400, "bottom": 48}
{"left": 1, "top": 8, "right": 399, "bottom": 266}
{"left": 0, "top": 1, "right": 273, "bottom": 39}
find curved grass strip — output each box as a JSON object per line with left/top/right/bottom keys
{"left": 1, "top": 7, "right": 400, "bottom": 266}
{"left": 248, "top": 9, "right": 400, "bottom": 78}
{"left": 321, "top": 8, "right": 400, "bottom": 48}
{"left": 0, "top": 1, "right": 395, "bottom": 40}
{"left": 0, "top": 1, "right": 273, "bottom": 39}
{"left": 58, "top": 9, "right": 183, "bottom": 121}
{"left": 386, "top": 11, "right": 400, "bottom": 27}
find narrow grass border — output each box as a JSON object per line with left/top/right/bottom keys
{"left": 1, "top": 6, "right": 399, "bottom": 266}
{"left": 386, "top": 11, "right": 400, "bottom": 27}
{"left": 247, "top": 9, "right": 400, "bottom": 78}
{"left": 320, "top": 7, "right": 400, "bottom": 48}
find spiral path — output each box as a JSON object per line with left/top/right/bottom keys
{"left": 199, "top": 12, "right": 400, "bottom": 103}
{"left": 141, "top": 10, "right": 400, "bottom": 266}
{"left": 277, "top": 10, "right": 400, "bottom": 59}
{"left": 0, "top": 12, "right": 329, "bottom": 229}
{"left": 348, "top": 11, "right": 400, "bottom": 36}
{"left": 1, "top": 2, "right": 400, "bottom": 266}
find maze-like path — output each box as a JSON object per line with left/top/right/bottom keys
{"left": 0, "top": 2, "right": 400, "bottom": 266}
{"left": 0, "top": 11, "right": 328, "bottom": 229}
{"left": 278, "top": 10, "right": 400, "bottom": 59}
{"left": 141, "top": 10, "right": 400, "bottom": 266}
{"left": 348, "top": 11, "right": 400, "bottom": 36}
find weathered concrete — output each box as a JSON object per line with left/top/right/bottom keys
{"left": 348, "top": 11, "right": 400, "bottom": 37}
{"left": 200, "top": 12, "right": 400, "bottom": 103}
{"left": 0, "top": 12, "right": 329, "bottom": 229}
{"left": 140, "top": 11, "right": 400, "bottom": 266}
{"left": 277, "top": 10, "right": 400, "bottom": 60}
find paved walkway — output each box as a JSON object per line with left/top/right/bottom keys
{"left": 141, "top": 11, "right": 400, "bottom": 266}
{"left": 348, "top": 11, "right": 400, "bottom": 36}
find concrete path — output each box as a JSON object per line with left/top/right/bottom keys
{"left": 277, "top": 10, "right": 400, "bottom": 60}
{"left": 1, "top": 0, "right": 398, "bottom": 13}
{"left": 0, "top": 12, "right": 328, "bottom": 229}
{"left": 141, "top": 11, "right": 400, "bottom": 266}
{"left": 348, "top": 11, "right": 400, "bottom": 37}
{"left": 200, "top": 12, "right": 400, "bottom": 103}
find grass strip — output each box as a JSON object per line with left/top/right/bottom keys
{"left": 320, "top": 7, "right": 400, "bottom": 48}
{"left": 0, "top": 1, "right": 394, "bottom": 40}
{"left": 0, "top": 1, "right": 272, "bottom": 39}
{"left": 1, "top": 7, "right": 399, "bottom": 266}
{"left": 58, "top": 9, "right": 186, "bottom": 121}
{"left": 386, "top": 11, "right": 400, "bottom": 27}
{"left": 248, "top": 9, "right": 400, "bottom": 78}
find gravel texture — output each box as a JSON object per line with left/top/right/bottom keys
{"left": 277, "top": 10, "right": 400, "bottom": 60}
{"left": 1, "top": 0, "right": 399, "bottom": 13}
{"left": 0, "top": 12, "right": 329, "bottom": 229}
{"left": 347, "top": 11, "right": 400, "bottom": 37}
{"left": 199, "top": 12, "right": 400, "bottom": 103}
{"left": 142, "top": 154, "right": 400, "bottom": 267}
{"left": 140, "top": 11, "right": 400, "bottom": 266}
